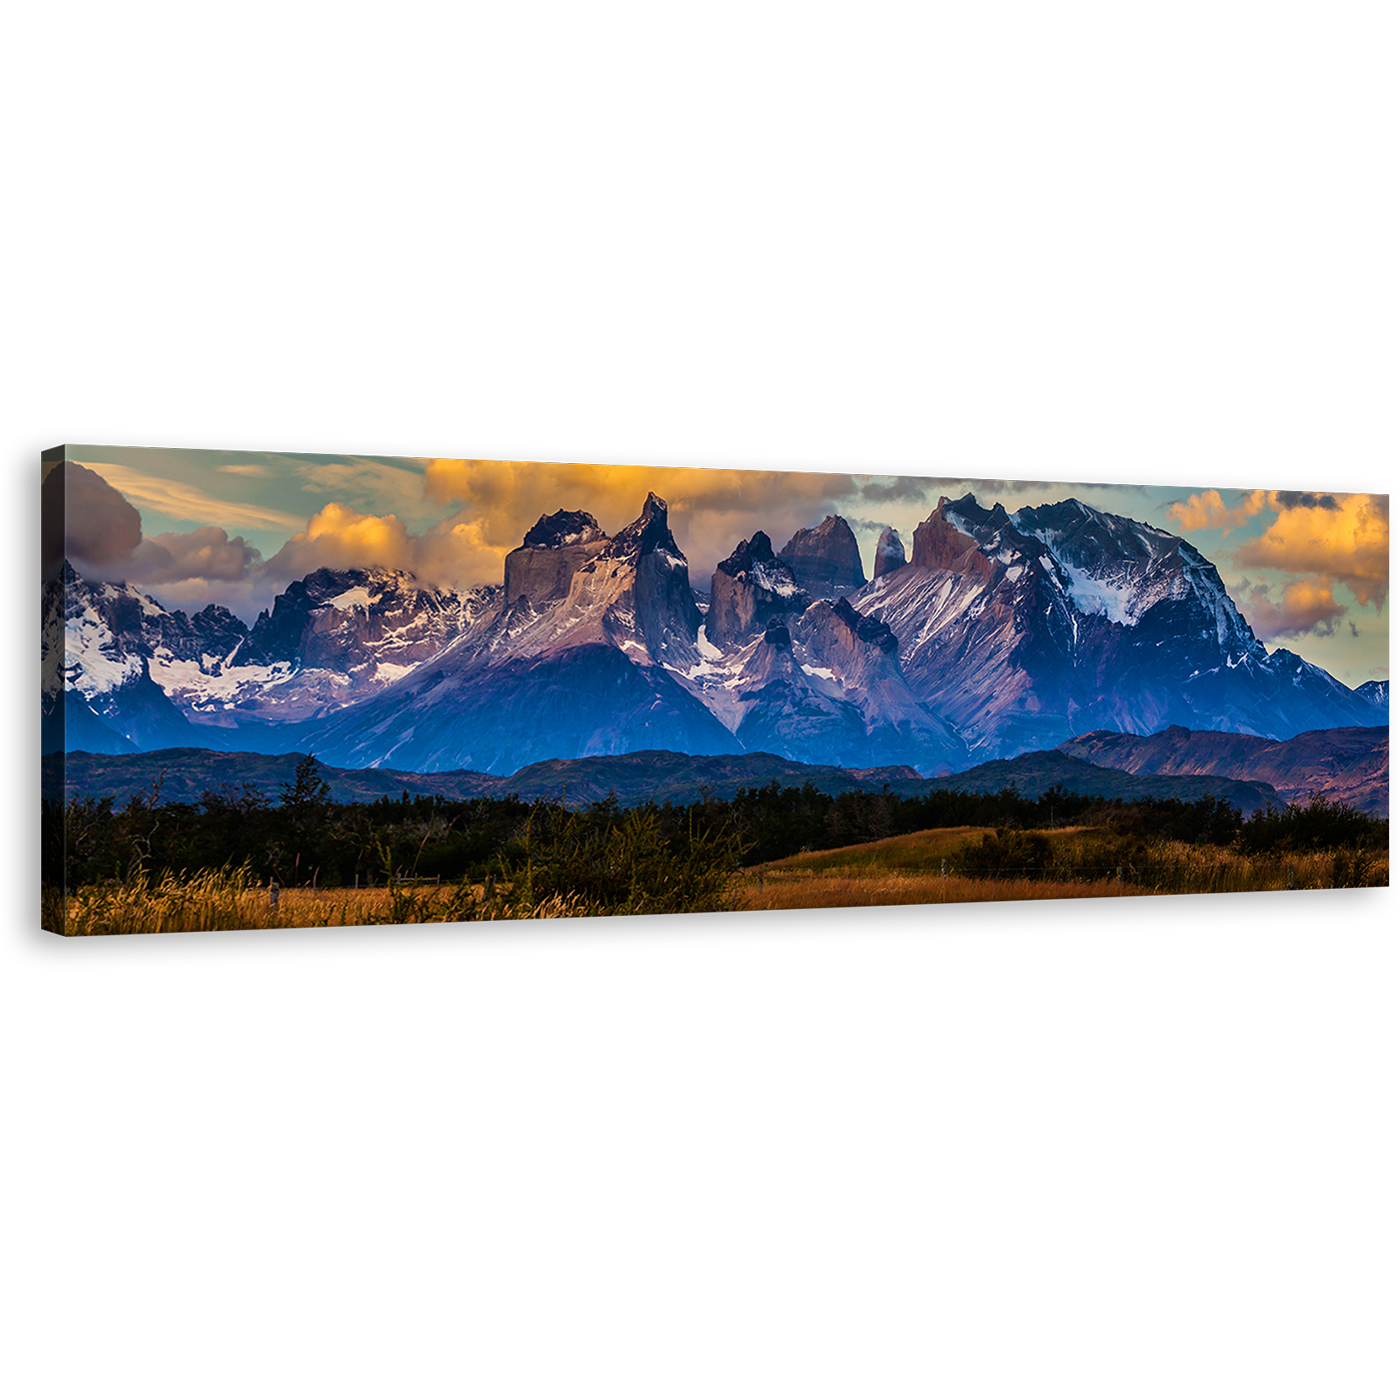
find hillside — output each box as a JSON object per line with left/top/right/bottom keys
{"left": 1059, "top": 725, "right": 1389, "bottom": 815}
{"left": 45, "top": 747, "right": 925, "bottom": 810}
{"left": 48, "top": 744, "right": 1282, "bottom": 815}
{"left": 912, "top": 749, "right": 1281, "bottom": 814}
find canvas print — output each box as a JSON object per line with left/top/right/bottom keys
{"left": 41, "top": 447, "right": 1389, "bottom": 935}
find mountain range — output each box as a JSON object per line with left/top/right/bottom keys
{"left": 44, "top": 491, "right": 1389, "bottom": 796}
{"left": 1059, "top": 725, "right": 1389, "bottom": 815}
{"left": 46, "top": 744, "right": 1287, "bottom": 815}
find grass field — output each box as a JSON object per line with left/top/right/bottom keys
{"left": 49, "top": 823, "right": 1386, "bottom": 934}
{"left": 732, "top": 825, "right": 1387, "bottom": 912}
{"left": 50, "top": 869, "right": 585, "bottom": 936}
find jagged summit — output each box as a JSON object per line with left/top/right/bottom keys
{"left": 707, "top": 530, "right": 806, "bottom": 647}
{"left": 523, "top": 509, "right": 605, "bottom": 549}
{"left": 46, "top": 489, "right": 1385, "bottom": 780}
{"left": 716, "top": 530, "right": 778, "bottom": 577}
{"left": 606, "top": 491, "right": 681, "bottom": 560}
{"left": 858, "top": 493, "right": 1379, "bottom": 756}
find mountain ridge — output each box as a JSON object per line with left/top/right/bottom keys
{"left": 46, "top": 743, "right": 1285, "bottom": 814}
{"left": 1059, "top": 725, "right": 1389, "bottom": 815}
{"left": 46, "top": 492, "right": 1388, "bottom": 782}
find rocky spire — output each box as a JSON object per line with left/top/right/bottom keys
{"left": 706, "top": 531, "right": 807, "bottom": 647}
{"left": 777, "top": 514, "right": 866, "bottom": 596}
{"left": 607, "top": 492, "right": 680, "bottom": 560}
{"left": 909, "top": 498, "right": 993, "bottom": 581}
{"left": 873, "top": 526, "right": 906, "bottom": 578}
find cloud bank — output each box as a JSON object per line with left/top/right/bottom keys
{"left": 418, "top": 459, "right": 866, "bottom": 583}
{"left": 1168, "top": 488, "right": 1389, "bottom": 626}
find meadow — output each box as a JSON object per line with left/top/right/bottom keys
{"left": 732, "top": 824, "right": 1387, "bottom": 913}
{"left": 49, "top": 815, "right": 1387, "bottom": 935}
{"left": 48, "top": 868, "right": 588, "bottom": 937}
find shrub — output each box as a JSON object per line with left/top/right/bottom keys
{"left": 1237, "top": 794, "right": 1387, "bottom": 856}
{"left": 951, "top": 828, "right": 1054, "bottom": 880}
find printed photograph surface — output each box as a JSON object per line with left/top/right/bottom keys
{"left": 41, "top": 447, "right": 1390, "bottom": 933}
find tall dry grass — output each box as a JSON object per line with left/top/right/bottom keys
{"left": 55, "top": 866, "right": 591, "bottom": 936}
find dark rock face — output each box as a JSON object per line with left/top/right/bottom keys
{"left": 633, "top": 549, "right": 703, "bottom": 655}
{"left": 622, "top": 495, "right": 704, "bottom": 653}
{"left": 698, "top": 586, "right": 968, "bottom": 775}
{"left": 98, "top": 661, "right": 207, "bottom": 750}
{"left": 606, "top": 491, "right": 676, "bottom": 560}
{"left": 715, "top": 530, "right": 778, "bottom": 579}
{"left": 828, "top": 597, "right": 898, "bottom": 655}
{"left": 523, "top": 509, "right": 605, "bottom": 549}
{"left": 779, "top": 515, "right": 867, "bottom": 596}
{"left": 706, "top": 531, "right": 807, "bottom": 647}
{"left": 873, "top": 526, "right": 906, "bottom": 578}
{"left": 42, "top": 689, "right": 137, "bottom": 756}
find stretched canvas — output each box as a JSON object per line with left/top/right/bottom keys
{"left": 41, "top": 447, "right": 1389, "bottom": 934}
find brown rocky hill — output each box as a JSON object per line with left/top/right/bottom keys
{"left": 1058, "top": 725, "right": 1389, "bottom": 815}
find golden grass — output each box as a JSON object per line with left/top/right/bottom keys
{"left": 56, "top": 869, "right": 588, "bottom": 936}
{"left": 763, "top": 826, "right": 996, "bottom": 875}
{"left": 52, "top": 826, "right": 1386, "bottom": 933}
{"left": 738, "top": 869, "right": 1147, "bottom": 911}
{"left": 737, "top": 826, "right": 1387, "bottom": 912}
{"left": 59, "top": 880, "right": 393, "bottom": 936}
{"left": 1079, "top": 838, "right": 1387, "bottom": 896}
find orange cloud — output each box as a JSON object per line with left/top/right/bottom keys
{"left": 211, "top": 459, "right": 905, "bottom": 593}
{"left": 1235, "top": 493, "right": 1388, "bottom": 610}
{"left": 1239, "top": 575, "right": 1349, "bottom": 640}
{"left": 1166, "top": 488, "right": 1267, "bottom": 535}
{"left": 264, "top": 503, "right": 417, "bottom": 578}
{"left": 420, "top": 459, "right": 864, "bottom": 582}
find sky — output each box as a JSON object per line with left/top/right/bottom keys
{"left": 46, "top": 445, "right": 1389, "bottom": 685}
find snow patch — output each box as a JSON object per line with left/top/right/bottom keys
{"left": 751, "top": 562, "right": 800, "bottom": 597}
{"left": 1059, "top": 560, "right": 1135, "bottom": 626}
{"left": 329, "top": 586, "right": 375, "bottom": 611}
